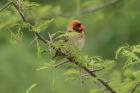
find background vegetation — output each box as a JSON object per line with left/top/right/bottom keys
{"left": 0, "top": 0, "right": 140, "bottom": 93}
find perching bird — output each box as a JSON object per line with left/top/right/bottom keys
{"left": 66, "top": 20, "right": 85, "bottom": 49}
{"left": 50, "top": 20, "right": 85, "bottom": 59}
{"left": 52, "top": 20, "right": 85, "bottom": 50}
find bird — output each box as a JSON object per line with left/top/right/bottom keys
{"left": 50, "top": 20, "right": 85, "bottom": 58}
{"left": 52, "top": 20, "right": 85, "bottom": 50}
{"left": 66, "top": 20, "right": 85, "bottom": 49}
{"left": 51, "top": 20, "right": 85, "bottom": 68}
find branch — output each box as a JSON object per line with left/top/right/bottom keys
{"left": 35, "top": 33, "right": 49, "bottom": 44}
{"left": 12, "top": 1, "right": 49, "bottom": 45}
{"left": 13, "top": 3, "right": 27, "bottom": 22}
{"left": 83, "top": 66, "right": 117, "bottom": 93}
{"left": 130, "top": 81, "right": 140, "bottom": 93}
{"left": 67, "top": 57, "right": 117, "bottom": 93}
{"left": 0, "top": 1, "right": 12, "bottom": 12}
{"left": 81, "top": 67, "right": 104, "bottom": 77}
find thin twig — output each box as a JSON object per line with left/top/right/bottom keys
{"left": 0, "top": 1, "right": 12, "bottom": 12}
{"left": 13, "top": 2, "right": 27, "bottom": 22}
{"left": 35, "top": 34, "right": 41, "bottom": 56}
{"left": 55, "top": 61, "right": 68, "bottom": 68}
{"left": 130, "top": 81, "right": 140, "bottom": 93}
{"left": 48, "top": 32, "right": 53, "bottom": 42}
{"left": 35, "top": 32, "right": 49, "bottom": 44}
{"left": 35, "top": 34, "right": 39, "bottom": 48}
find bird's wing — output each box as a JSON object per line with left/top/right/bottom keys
{"left": 52, "top": 31, "right": 79, "bottom": 42}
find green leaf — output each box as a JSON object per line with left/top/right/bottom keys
{"left": 36, "top": 61, "right": 55, "bottom": 71}
{"left": 115, "top": 46, "right": 125, "bottom": 59}
{"left": 64, "top": 69, "right": 79, "bottom": 75}
{"left": 37, "top": 47, "right": 42, "bottom": 57}
{"left": 133, "top": 71, "right": 140, "bottom": 79}
{"left": 51, "top": 79, "right": 55, "bottom": 91}
{"left": 23, "top": 1, "right": 40, "bottom": 8}
{"left": 34, "top": 18, "right": 54, "bottom": 32}
{"left": 25, "top": 84, "right": 37, "bottom": 93}
{"left": 64, "top": 77, "right": 77, "bottom": 82}
{"left": 10, "top": 28, "right": 23, "bottom": 44}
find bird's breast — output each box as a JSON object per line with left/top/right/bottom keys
{"left": 69, "top": 32, "right": 85, "bottom": 49}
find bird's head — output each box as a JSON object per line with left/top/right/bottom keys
{"left": 67, "top": 20, "right": 85, "bottom": 33}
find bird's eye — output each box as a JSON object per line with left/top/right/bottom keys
{"left": 76, "top": 24, "right": 81, "bottom": 27}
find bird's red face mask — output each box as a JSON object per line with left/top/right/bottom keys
{"left": 73, "top": 23, "right": 85, "bottom": 33}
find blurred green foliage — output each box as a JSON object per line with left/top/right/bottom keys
{"left": 0, "top": 0, "right": 140, "bottom": 93}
